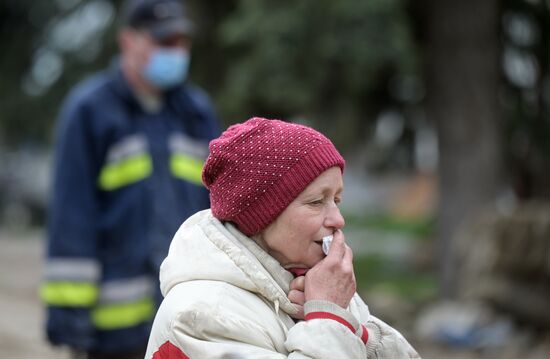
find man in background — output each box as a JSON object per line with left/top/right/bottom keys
{"left": 41, "top": 0, "right": 220, "bottom": 357}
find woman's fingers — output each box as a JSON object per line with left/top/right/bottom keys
{"left": 289, "top": 277, "right": 306, "bottom": 320}
{"left": 342, "top": 244, "right": 354, "bottom": 273}
{"left": 326, "top": 229, "right": 345, "bottom": 259}
{"left": 288, "top": 289, "right": 305, "bottom": 305}
{"left": 289, "top": 305, "right": 304, "bottom": 320}
{"left": 304, "top": 231, "right": 356, "bottom": 309}
{"left": 290, "top": 275, "right": 305, "bottom": 291}
{"left": 288, "top": 286, "right": 306, "bottom": 319}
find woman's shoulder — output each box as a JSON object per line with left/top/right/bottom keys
{"left": 154, "top": 280, "right": 288, "bottom": 346}
{"left": 160, "top": 280, "right": 278, "bottom": 321}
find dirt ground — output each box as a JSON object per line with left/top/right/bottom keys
{"left": 0, "top": 230, "right": 72, "bottom": 359}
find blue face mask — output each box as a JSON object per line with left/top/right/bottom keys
{"left": 143, "top": 48, "right": 190, "bottom": 89}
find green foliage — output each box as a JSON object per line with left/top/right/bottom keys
{"left": 344, "top": 210, "right": 436, "bottom": 302}
{"left": 0, "top": 0, "right": 120, "bottom": 147}
{"left": 0, "top": 0, "right": 53, "bottom": 145}
{"left": 500, "top": 0, "right": 550, "bottom": 198}
{"left": 344, "top": 212, "right": 434, "bottom": 239}
{"left": 354, "top": 254, "right": 437, "bottom": 303}
{"left": 216, "top": 0, "right": 418, "bottom": 148}
{"left": 0, "top": 0, "right": 418, "bottom": 151}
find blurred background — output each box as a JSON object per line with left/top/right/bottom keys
{"left": 1, "top": 0, "right": 549, "bottom": 358}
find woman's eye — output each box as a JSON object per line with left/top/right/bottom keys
{"left": 309, "top": 199, "right": 324, "bottom": 205}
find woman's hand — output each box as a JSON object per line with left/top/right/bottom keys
{"left": 305, "top": 230, "right": 356, "bottom": 309}
{"left": 288, "top": 275, "right": 305, "bottom": 320}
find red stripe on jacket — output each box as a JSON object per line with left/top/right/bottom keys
{"left": 360, "top": 324, "right": 369, "bottom": 344}
{"left": 152, "top": 341, "right": 189, "bottom": 359}
{"left": 304, "top": 311, "right": 355, "bottom": 333}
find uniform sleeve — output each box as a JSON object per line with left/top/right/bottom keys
{"left": 185, "top": 85, "right": 221, "bottom": 141}
{"left": 41, "top": 92, "right": 102, "bottom": 350}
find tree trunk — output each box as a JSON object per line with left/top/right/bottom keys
{"left": 420, "top": 0, "right": 502, "bottom": 297}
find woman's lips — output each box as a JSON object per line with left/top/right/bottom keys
{"left": 314, "top": 235, "right": 333, "bottom": 254}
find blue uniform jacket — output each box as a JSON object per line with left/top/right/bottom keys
{"left": 42, "top": 62, "right": 220, "bottom": 352}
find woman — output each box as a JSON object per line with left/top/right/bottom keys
{"left": 145, "top": 118, "right": 420, "bottom": 358}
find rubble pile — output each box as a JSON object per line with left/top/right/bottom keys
{"left": 455, "top": 201, "right": 550, "bottom": 328}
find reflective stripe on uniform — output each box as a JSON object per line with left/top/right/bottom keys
{"left": 91, "top": 298, "right": 154, "bottom": 330}
{"left": 168, "top": 133, "right": 209, "bottom": 159}
{"left": 98, "top": 135, "right": 152, "bottom": 191}
{"left": 44, "top": 258, "right": 101, "bottom": 282}
{"left": 168, "top": 133, "right": 208, "bottom": 185}
{"left": 169, "top": 154, "right": 204, "bottom": 185}
{"left": 40, "top": 281, "right": 99, "bottom": 306}
{"left": 98, "top": 276, "right": 155, "bottom": 304}
{"left": 41, "top": 258, "right": 101, "bottom": 306}
{"left": 42, "top": 275, "right": 156, "bottom": 329}
{"left": 105, "top": 135, "right": 149, "bottom": 163}
{"left": 92, "top": 276, "right": 155, "bottom": 329}
{"left": 98, "top": 154, "right": 152, "bottom": 190}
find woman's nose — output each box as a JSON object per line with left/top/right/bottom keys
{"left": 325, "top": 204, "right": 345, "bottom": 229}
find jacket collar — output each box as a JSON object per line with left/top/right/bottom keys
{"left": 223, "top": 222, "right": 295, "bottom": 294}
{"left": 159, "top": 210, "right": 299, "bottom": 316}
{"left": 109, "top": 57, "right": 140, "bottom": 109}
{"left": 203, "top": 212, "right": 299, "bottom": 316}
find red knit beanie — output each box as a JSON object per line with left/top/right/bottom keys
{"left": 202, "top": 117, "right": 345, "bottom": 236}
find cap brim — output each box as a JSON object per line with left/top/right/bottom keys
{"left": 149, "top": 19, "right": 194, "bottom": 40}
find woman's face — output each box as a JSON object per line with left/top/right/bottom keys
{"left": 257, "top": 167, "right": 345, "bottom": 271}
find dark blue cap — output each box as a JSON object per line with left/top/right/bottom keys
{"left": 120, "top": 0, "right": 194, "bottom": 39}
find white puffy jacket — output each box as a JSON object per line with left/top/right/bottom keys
{"left": 145, "top": 210, "right": 420, "bottom": 358}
